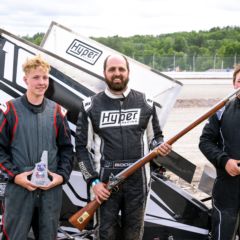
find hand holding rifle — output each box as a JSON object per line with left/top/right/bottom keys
{"left": 92, "top": 182, "right": 110, "bottom": 204}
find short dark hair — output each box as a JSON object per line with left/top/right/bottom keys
{"left": 103, "top": 55, "right": 130, "bottom": 71}
{"left": 233, "top": 64, "right": 240, "bottom": 83}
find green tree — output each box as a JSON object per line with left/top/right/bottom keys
{"left": 22, "top": 32, "right": 45, "bottom": 46}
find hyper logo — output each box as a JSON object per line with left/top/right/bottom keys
{"left": 100, "top": 109, "right": 141, "bottom": 128}
{"left": 66, "top": 39, "right": 102, "bottom": 65}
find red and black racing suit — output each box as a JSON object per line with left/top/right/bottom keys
{"left": 0, "top": 95, "right": 73, "bottom": 240}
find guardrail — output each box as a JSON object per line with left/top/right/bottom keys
{"left": 162, "top": 71, "right": 232, "bottom": 81}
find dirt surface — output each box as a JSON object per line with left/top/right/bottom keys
{"left": 162, "top": 105, "right": 215, "bottom": 208}
{"left": 162, "top": 78, "right": 235, "bottom": 206}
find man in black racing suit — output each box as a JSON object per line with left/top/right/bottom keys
{"left": 199, "top": 64, "right": 240, "bottom": 240}
{"left": 76, "top": 54, "right": 171, "bottom": 240}
{"left": 0, "top": 55, "right": 73, "bottom": 240}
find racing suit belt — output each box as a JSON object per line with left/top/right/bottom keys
{"left": 101, "top": 159, "right": 138, "bottom": 169}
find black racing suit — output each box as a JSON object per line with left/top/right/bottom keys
{"left": 76, "top": 88, "right": 163, "bottom": 240}
{"left": 0, "top": 95, "right": 73, "bottom": 240}
{"left": 199, "top": 98, "right": 240, "bottom": 240}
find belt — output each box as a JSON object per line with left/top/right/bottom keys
{"left": 101, "top": 159, "right": 137, "bottom": 169}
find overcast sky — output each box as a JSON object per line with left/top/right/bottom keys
{"left": 0, "top": 0, "right": 239, "bottom": 37}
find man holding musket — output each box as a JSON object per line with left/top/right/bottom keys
{"left": 76, "top": 54, "right": 171, "bottom": 240}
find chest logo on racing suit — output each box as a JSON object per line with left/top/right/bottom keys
{"left": 99, "top": 108, "right": 141, "bottom": 128}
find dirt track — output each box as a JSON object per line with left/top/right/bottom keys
{"left": 163, "top": 106, "right": 212, "bottom": 204}
{"left": 161, "top": 79, "right": 234, "bottom": 204}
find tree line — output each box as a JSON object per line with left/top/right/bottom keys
{"left": 23, "top": 26, "right": 240, "bottom": 71}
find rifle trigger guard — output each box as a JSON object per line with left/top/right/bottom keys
{"left": 108, "top": 173, "right": 122, "bottom": 190}
{"left": 112, "top": 186, "right": 119, "bottom": 192}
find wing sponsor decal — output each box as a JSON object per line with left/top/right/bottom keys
{"left": 66, "top": 39, "right": 102, "bottom": 65}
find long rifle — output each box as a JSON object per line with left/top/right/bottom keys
{"left": 69, "top": 88, "right": 240, "bottom": 231}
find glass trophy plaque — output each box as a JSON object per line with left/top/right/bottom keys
{"left": 31, "top": 150, "right": 50, "bottom": 186}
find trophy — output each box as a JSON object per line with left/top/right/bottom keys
{"left": 31, "top": 150, "right": 51, "bottom": 186}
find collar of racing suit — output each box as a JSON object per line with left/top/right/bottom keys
{"left": 105, "top": 87, "right": 131, "bottom": 99}
{"left": 21, "top": 94, "right": 47, "bottom": 113}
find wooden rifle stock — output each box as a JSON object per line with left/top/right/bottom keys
{"left": 69, "top": 88, "right": 240, "bottom": 231}
{"left": 69, "top": 199, "right": 100, "bottom": 230}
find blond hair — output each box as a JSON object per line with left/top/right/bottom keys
{"left": 22, "top": 55, "right": 51, "bottom": 75}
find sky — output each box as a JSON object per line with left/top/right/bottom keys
{"left": 0, "top": 0, "right": 239, "bottom": 38}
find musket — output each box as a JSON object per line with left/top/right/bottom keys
{"left": 69, "top": 88, "right": 240, "bottom": 231}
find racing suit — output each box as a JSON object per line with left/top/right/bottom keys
{"left": 76, "top": 88, "right": 163, "bottom": 240}
{"left": 199, "top": 98, "right": 240, "bottom": 240}
{"left": 0, "top": 95, "right": 73, "bottom": 240}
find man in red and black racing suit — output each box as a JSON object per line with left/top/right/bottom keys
{"left": 0, "top": 55, "right": 73, "bottom": 240}
{"left": 76, "top": 54, "right": 171, "bottom": 240}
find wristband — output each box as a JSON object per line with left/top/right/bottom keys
{"left": 91, "top": 179, "right": 100, "bottom": 187}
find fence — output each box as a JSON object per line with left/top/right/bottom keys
{"left": 132, "top": 55, "right": 240, "bottom": 72}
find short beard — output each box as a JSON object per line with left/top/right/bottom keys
{"left": 106, "top": 77, "right": 129, "bottom": 92}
